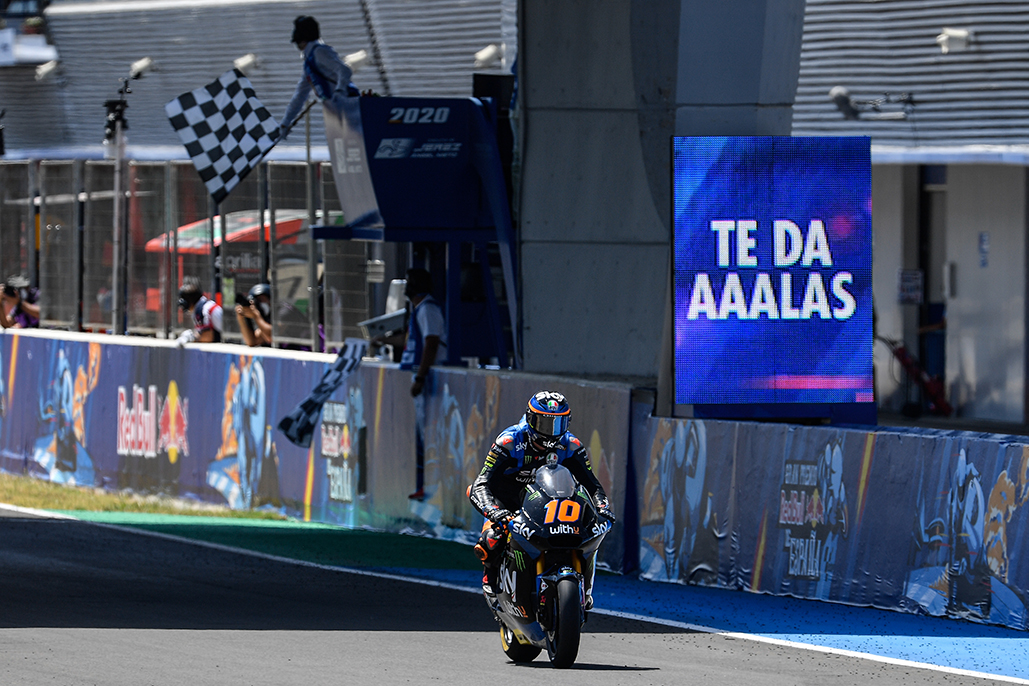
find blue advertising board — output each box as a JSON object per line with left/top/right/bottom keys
{"left": 672, "top": 136, "right": 873, "bottom": 409}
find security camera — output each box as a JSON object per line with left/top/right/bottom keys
{"left": 233, "top": 53, "right": 258, "bottom": 75}
{"left": 129, "top": 56, "right": 154, "bottom": 80}
{"left": 937, "top": 27, "right": 972, "bottom": 54}
{"left": 344, "top": 49, "right": 369, "bottom": 72}
{"left": 474, "top": 43, "right": 502, "bottom": 69}
{"left": 34, "top": 59, "right": 59, "bottom": 82}
{"left": 829, "top": 86, "right": 860, "bottom": 120}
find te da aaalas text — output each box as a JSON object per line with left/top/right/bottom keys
{"left": 683, "top": 219, "right": 858, "bottom": 321}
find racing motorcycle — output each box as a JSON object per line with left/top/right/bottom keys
{"left": 478, "top": 461, "right": 611, "bottom": 668}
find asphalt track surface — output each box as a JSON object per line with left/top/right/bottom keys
{"left": 0, "top": 508, "right": 1022, "bottom": 686}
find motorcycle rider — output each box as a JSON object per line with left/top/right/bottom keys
{"left": 469, "top": 390, "right": 615, "bottom": 610}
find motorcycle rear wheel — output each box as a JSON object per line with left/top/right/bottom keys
{"left": 500, "top": 624, "right": 541, "bottom": 663}
{"left": 547, "top": 577, "right": 582, "bottom": 668}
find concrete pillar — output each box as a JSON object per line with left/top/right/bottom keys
{"left": 519, "top": 0, "right": 806, "bottom": 412}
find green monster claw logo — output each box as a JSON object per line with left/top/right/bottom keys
{"left": 511, "top": 549, "right": 529, "bottom": 571}
{"left": 480, "top": 454, "right": 496, "bottom": 475}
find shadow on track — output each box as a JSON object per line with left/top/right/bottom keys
{"left": 507, "top": 662, "right": 661, "bottom": 672}
{"left": 0, "top": 518, "right": 686, "bottom": 636}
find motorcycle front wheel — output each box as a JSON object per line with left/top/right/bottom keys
{"left": 547, "top": 577, "right": 582, "bottom": 668}
{"left": 500, "top": 623, "right": 541, "bottom": 663}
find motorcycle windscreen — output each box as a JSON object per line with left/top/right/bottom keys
{"left": 534, "top": 464, "right": 577, "bottom": 498}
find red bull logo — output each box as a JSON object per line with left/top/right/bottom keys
{"left": 321, "top": 422, "right": 351, "bottom": 459}
{"left": 158, "top": 380, "right": 189, "bottom": 464}
{"left": 117, "top": 385, "right": 158, "bottom": 458}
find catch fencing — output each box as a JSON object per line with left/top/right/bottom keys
{"left": 0, "top": 159, "right": 373, "bottom": 350}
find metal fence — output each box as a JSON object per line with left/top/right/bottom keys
{"left": 0, "top": 159, "right": 374, "bottom": 349}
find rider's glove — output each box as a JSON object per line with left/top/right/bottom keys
{"left": 595, "top": 496, "right": 616, "bottom": 525}
{"left": 486, "top": 508, "right": 515, "bottom": 526}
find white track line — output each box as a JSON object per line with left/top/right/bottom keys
{"left": 4, "top": 505, "right": 1025, "bottom": 685}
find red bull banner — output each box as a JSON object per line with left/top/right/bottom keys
{"left": 632, "top": 401, "right": 1029, "bottom": 631}
{"left": 0, "top": 330, "right": 631, "bottom": 571}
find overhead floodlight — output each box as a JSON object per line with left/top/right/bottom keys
{"left": 474, "top": 43, "right": 502, "bottom": 69}
{"left": 343, "top": 49, "right": 369, "bottom": 72}
{"left": 829, "top": 86, "right": 913, "bottom": 121}
{"left": 34, "top": 59, "right": 59, "bottom": 82}
{"left": 233, "top": 53, "right": 259, "bottom": 75}
{"left": 937, "top": 27, "right": 972, "bottom": 54}
{"left": 129, "top": 56, "right": 154, "bottom": 80}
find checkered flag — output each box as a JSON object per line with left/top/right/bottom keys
{"left": 165, "top": 69, "right": 280, "bottom": 204}
{"left": 277, "top": 339, "right": 368, "bottom": 448}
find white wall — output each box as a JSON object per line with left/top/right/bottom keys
{"left": 870, "top": 165, "right": 924, "bottom": 412}
{"left": 945, "top": 165, "right": 1026, "bottom": 422}
{"left": 871, "top": 165, "right": 905, "bottom": 409}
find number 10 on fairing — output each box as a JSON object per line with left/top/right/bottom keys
{"left": 543, "top": 499, "right": 581, "bottom": 524}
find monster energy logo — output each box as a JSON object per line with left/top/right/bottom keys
{"left": 527, "top": 491, "right": 542, "bottom": 501}
{"left": 510, "top": 549, "right": 529, "bottom": 571}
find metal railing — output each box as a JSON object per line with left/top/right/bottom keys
{"left": 0, "top": 159, "right": 374, "bottom": 350}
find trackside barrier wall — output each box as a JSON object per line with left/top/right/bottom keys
{"left": 0, "top": 330, "right": 631, "bottom": 572}
{"left": 4, "top": 330, "right": 1029, "bottom": 630}
{"left": 633, "top": 398, "right": 1029, "bottom": 631}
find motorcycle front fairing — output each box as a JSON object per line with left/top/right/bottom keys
{"left": 488, "top": 463, "right": 611, "bottom": 650}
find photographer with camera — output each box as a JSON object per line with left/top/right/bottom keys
{"left": 0, "top": 276, "right": 40, "bottom": 329}
{"left": 235, "top": 283, "right": 273, "bottom": 348}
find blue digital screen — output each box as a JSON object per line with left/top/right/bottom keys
{"left": 673, "top": 136, "right": 873, "bottom": 405}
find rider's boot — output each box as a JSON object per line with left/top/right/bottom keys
{"left": 474, "top": 526, "right": 505, "bottom": 597}
{"left": 482, "top": 562, "right": 500, "bottom": 597}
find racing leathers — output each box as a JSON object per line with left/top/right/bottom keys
{"left": 468, "top": 416, "right": 613, "bottom": 606}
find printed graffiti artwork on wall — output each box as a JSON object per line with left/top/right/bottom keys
{"left": 639, "top": 418, "right": 717, "bottom": 584}
{"left": 587, "top": 430, "right": 615, "bottom": 505}
{"left": 905, "top": 447, "right": 1029, "bottom": 626}
{"left": 777, "top": 442, "right": 849, "bottom": 583}
{"left": 421, "top": 377, "right": 500, "bottom": 532}
{"left": 0, "top": 347, "right": 5, "bottom": 437}
{"left": 214, "top": 362, "right": 242, "bottom": 462}
{"left": 72, "top": 342, "right": 101, "bottom": 446}
{"left": 31, "top": 344, "right": 101, "bottom": 486}
{"left": 984, "top": 447, "right": 1029, "bottom": 582}
{"left": 465, "top": 375, "right": 500, "bottom": 492}
{"left": 206, "top": 357, "right": 281, "bottom": 509}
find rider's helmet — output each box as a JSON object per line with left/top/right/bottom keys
{"left": 525, "top": 391, "right": 571, "bottom": 450}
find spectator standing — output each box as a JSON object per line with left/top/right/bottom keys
{"left": 236, "top": 283, "right": 273, "bottom": 347}
{"left": 399, "top": 268, "right": 447, "bottom": 500}
{"left": 176, "top": 276, "right": 223, "bottom": 344}
{"left": 0, "top": 276, "right": 40, "bottom": 329}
